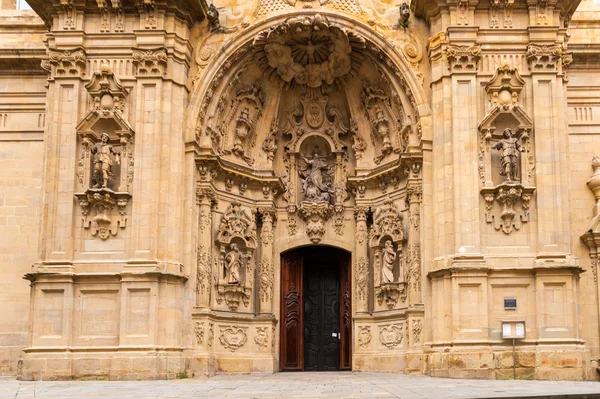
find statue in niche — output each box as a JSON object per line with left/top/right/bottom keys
{"left": 233, "top": 107, "right": 251, "bottom": 158}
{"left": 381, "top": 240, "right": 397, "bottom": 284}
{"left": 299, "top": 151, "right": 334, "bottom": 203}
{"left": 493, "top": 128, "right": 522, "bottom": 183}
{"left": 374, "top": 107, "right": 393, "bottom": 152}
{"left": 91, "top": 132, "right": 120, "bottom": 189}
{"left": 225, "top": 243, "right": 243, "bottom": 284}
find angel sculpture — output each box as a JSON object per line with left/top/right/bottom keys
{"left": 299, "top": 152, "right": 334, "bottom": 204}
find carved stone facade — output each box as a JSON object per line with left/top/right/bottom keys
{"left": 0, "top": 0, "right": 599, "bottom": 383}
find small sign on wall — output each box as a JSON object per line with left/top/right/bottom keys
{"left": 501, "top": 320, "right": 526, "bottom": 339}
{"left": 504, "top": 296, "right": 517, "bottom": 310}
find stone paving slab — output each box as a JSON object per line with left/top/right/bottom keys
{"left": 1, "top": 372, "right": 600, "bottom": 399}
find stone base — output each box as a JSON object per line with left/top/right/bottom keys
{"left": 424, "top": 345, "right": 591, "bottom": 381}
{"left": 20, "top": 350, "right": 187, "bottom": 381}
{"left": 353, "top": 352, "right": 407, "bottom": 372}
{"left": 190, "top": 353, "right": 276, "bottom": 376}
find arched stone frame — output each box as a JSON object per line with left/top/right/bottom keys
{"left": 183, "top": 9, "right": 433, "bottom": 369}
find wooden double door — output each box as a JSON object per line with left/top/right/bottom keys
{"left": 280, "top": 246, "right": 352, "bottom": 371}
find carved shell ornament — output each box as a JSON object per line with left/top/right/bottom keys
{"left": 253, "top": 14, "right": 366, "bottom": 88}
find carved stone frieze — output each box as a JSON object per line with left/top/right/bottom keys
{"left": 219, "top": 325, "right": 248, "bottom": 352}
{"left": 111, "top": 0, "right": 124, "bottom": 31}
{"left": 138, "top": 0, "right": 157, "bottom": 29}
{"left": 132, "top": 48, "right": 167, "bottom": 76}
{"left": 262, "top": 119, "right": 279, "bottom": 162}
{"left": 61, "top": 0, "right": 76, "bottom": 29}
{"left": 379, "top": 324, "right": 403, "bottom": 349}
{"left": 216, "top": 284, "right": 251, "bottom": 311}
{"left": 412, "top": 319, "right": 422, "bottom": 345}
{"left": 197, "top": 244, "right": 211, "bottom": 295}
{"left": 445, "top": 45, "right": 481, "bottom": 72}
{"left": 369, "top": 200, "right": 405, "bottom": 246}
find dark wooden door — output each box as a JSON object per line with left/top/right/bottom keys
{"left": 304, "top": 262, "right": 340, "bottom": 371}
{"left": 280, "top": 253, "right": 303, "bottom": 371}
{"left": 280, "top": 247, "right": 352, "bottom": 372}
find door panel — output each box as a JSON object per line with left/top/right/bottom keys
{"left": 304, "top": 262, "right": 340, "bottom": 371}
{"left": 280, "top": 247, "right": 352, "bottom": 372}
{"left": 280, "top": 253, "right": 303, "bottom": 371}
{"left": 340, "top": 252, "right": 352, "bottom": 370}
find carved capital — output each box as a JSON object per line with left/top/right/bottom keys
{"left": 132, "top": 47, "right": 167, "bottom": 76}
{"left": 445, "top": 44, "right": 481, "bottom": 72}
{"left": 46, "top": 48, "right": 87, "bottom": 78}
{"left": 196, "top": 187, "right": 217, "bottom": 207}
{"left": 526, "top": 44, "right": 563, "bottom": 72}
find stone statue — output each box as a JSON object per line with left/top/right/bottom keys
{"left": 207, "top": 4, "right": 220, "bottom": 32}
{"left": 375, "top": 108, "right": 393, "bottom": 152}
{"left": 381, "top": 240, "right": 396, "bottom": 284}
{"left": 399, "top": 2, "right": 411, "bottom": 28}
{"left": 299, "top": 152, "right": 334, "bottom": 203}
{"left": 225, "top": 243, "right": 242, "bottom": 284}
{"left": 233, "top": 107, "right": 251, "bottom": 157}
{"left": 91, "top": 132, "right": 120, "bottom": 189}
{"left": 493, "top": 128, "right": 522, "bottom": 182}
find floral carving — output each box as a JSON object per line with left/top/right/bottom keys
{"left": 358, "top": 326, "right": 372, "bottom": 348}
{"left": 445, "top": 45, "right": 481, "bottom": 71}
{"left": 259, "top": 259, "right": 273, "bottom": 302}
{"left": 219, "top": 325, "right": 248, "bottom": 352}
{"left": 355, "top": 256, "right": 368, "bottom": 301}
{"left": 197, "top": 244, "right": 210, "bottom": 295}
{"left": 47, "top": 48, "right": 87, "bottom": 77}
{"left": 297, "top": 202, "right": 334, "bottom": 243}
{"left": 526, "top": 44, "right": 562, "bottom": 72}
{"left": 253, "top": 14, "right": 366, "bottom": 88}
{"left": 254, "top": 327, "right": 269, "bottom": 350}
{"left": 195, "top": 321, "right": 204, "bottom": 345}
{"left": 379, "top": 324, "right": 403, "bottom": 349}
{"left": 412, "top": 320, "right": 423, "bottom": 345}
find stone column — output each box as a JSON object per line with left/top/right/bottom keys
{"left": 354, "top": 206, "right": 369, "bottom": 313}
{"left": 258, "top": 206, "right": 276, "bottom": 315}
{"left": 196, "top": 187, "right": 215, "bottom": 308}
{"left": 406, "top": 184, "right": 422, "bottom": 304}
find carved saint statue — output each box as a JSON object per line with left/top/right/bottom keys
{"left": 225, "top": 243, "right": 243, "bottom": 284}
{"left": 493, "top": 128, "right": 522, "bottom": 182}
{"left": 233, "top": 107, "right": 251, "bottom": 157}
{"left": 91, "top": 132, "right": 120, "bottom": 189}
{"left": 375, "top": 107, "right": 393, "bottom": 152}
{"left": 381, "top": 240, "right": 396, "bottom": 284}
{"left": 299, "top": 152, "right": 334, "bottom": 203}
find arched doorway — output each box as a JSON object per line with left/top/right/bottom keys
{"left": 280, "top": 246, "right": 351, "bottom": 372}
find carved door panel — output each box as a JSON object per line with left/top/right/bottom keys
{"left": 280, "top": 253, "right": 304, "bottom": 371}
{"left": 304, "top": 263, "right": 340, "bottom": 371}
{"left": 340, "top": 252, "right": 352, "bottom": 370}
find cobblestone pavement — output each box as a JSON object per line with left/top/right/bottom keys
{"left": 2, "top": 372, "right": 600, "bottom": 399}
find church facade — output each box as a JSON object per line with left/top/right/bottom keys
{"left": 0, "top": 0, "right": 599, "bottom": 381}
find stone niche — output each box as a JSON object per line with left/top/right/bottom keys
{"left": 370, "top": 200, "right": 407, "bottom": 311}
{"left": 478, "top": 62, "right": 535, "bottom": 235}
{"left": 74, "top": 64, "right": 134, "bottom": 241}
{"left": 215, "top": 201, "right": 257, "bottom": 312}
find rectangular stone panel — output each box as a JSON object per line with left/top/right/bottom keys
{"left": 73, "top": 289, "right": 119, "bottom": 346}
{"left": 40, "top": 289, "right": 64, "bottom": 338}
{"left": 127, "top": 289, "right": 150, "bottom": 337}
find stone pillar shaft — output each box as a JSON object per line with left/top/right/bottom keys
{"left": 196, "top": 189, "right": 214, "bottom": 308}
{"left": 407, "top": 184, "right": 422, "bottom": 304}
{"left": 354, "top": 207, "right": 369, "bottom": 313}
{"left": 259, "top": 207, "right": 276, "bottom": 314}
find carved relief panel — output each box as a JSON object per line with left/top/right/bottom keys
{"left": 74, "top": 64, "right": 134, "bottom": 241}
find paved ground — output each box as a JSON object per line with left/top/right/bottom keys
{"left": 2, "top": 372, "right": 600, "bottom": 399}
